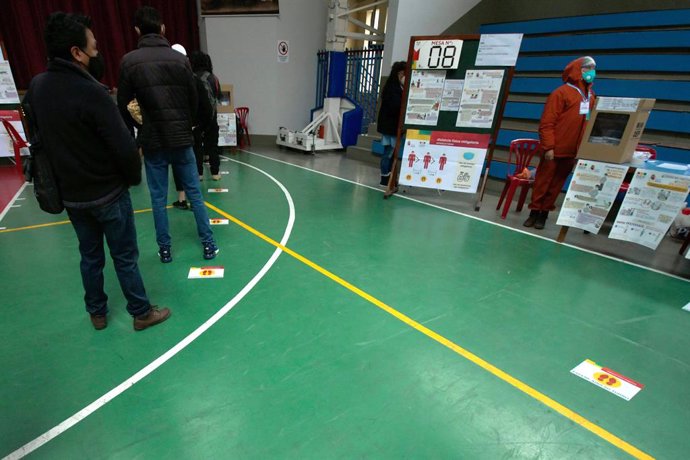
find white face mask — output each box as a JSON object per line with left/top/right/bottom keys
{"left": 399, "top": 75, "right": 405, "bottom": 86}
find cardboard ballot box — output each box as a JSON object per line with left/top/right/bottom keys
{"left": 577, "top": 97, "right": 655, "bottom": 164}
{"left": 217, "top": 84, "right": 234, "bottom": 113}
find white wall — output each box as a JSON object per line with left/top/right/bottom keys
{"left": 204, "top": 0, "right": 328, "bottom": 135}
{"left": 383, "top": 0, "right": 483, "bottom": 72}
{"left": 202, "top": 0, "right": 481, "bottom": 135}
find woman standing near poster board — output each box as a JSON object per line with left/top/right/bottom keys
{"left": 377, "top": 61, "right": 407, "bottom": 186}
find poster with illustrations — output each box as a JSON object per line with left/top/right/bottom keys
{"left": 0, "top": 62, "right": 19, "bottom": 104}
{"left": 556, "top": 160, "right": 628, "bottom": 233}
{"left": 440, "top": 79, "right": 464, "bottom": 111}
{"left": 609, "top": 169, "right": 690, "bottom": 250}
{"left": 455, "top": 69, "right": 503, "bottom": 129}
{"left": 404, "top": 70, "right": 445, "bottom": 126}
{"left": 399, "top": 130, "right": 490, "bottom": 193}
{"left": 217, "top": 112, "right": 237, "bottom": 146}
{"left": 0, "top": 110, "right": 24, "bottom": 157}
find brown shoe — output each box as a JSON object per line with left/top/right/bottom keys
{"left": 133, "top": 306, "right": 171, "bottom": 331}
{"left": 523, "top": 210, "right": 539, "bottom": 227}
{"left": 90, "top": 314, "right": 107, "bottom": 330}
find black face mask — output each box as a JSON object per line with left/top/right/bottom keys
{"left": 82, "top": 50, "right": 105, "bottom": 81}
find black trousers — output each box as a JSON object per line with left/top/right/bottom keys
{"left": 193, "top": 122, "right": 220, "bottom": 176}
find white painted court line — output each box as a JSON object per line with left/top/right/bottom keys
{"left": 4, "top": 161, "right": 295, "bottom": 459}
{"left": 240, "top": 149, "right": 689, "bottom": 283}
{"left": 0, "top": 182, "right": 28, "bottom": 224}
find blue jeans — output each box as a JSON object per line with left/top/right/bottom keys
{"left": 143, "top": 146, "right": 215, "bottom": 247}
{"left": 67, "top": 190, "right": 151, "bottom": 317}
{"left": 380, "top": 134, "right": 404, "bottom": 177}
{"left": 380, "top": 146, "right": 394, "bottom": 176}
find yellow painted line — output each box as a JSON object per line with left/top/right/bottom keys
{"left": 0, "top": 206, "right": 168, "bottom": 234}
{"left": 205, "top": 201, "right": 654, "bottom": 460}
{"left": 0, "top": 219, "right": 71, "bottom": 233}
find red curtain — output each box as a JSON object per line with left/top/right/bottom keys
{"left": 0, "top": 0, "right": 199, "bottom": 90}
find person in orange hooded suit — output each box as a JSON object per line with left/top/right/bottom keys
{"left": 523, "top": 56, "right": 596, "bottom": 229}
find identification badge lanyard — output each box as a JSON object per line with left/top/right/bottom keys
{"left": 567, "top": 83, "right": 592, "bottom": 120}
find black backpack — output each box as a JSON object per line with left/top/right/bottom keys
{"left": 199, "top": 71, "right": 218, "bottom": 109}
{"left": 22, "top": 103, "right": 64, "bottom": 214}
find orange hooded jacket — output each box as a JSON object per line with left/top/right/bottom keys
{"left": 538, "top": 57, "right": 596, "bottom": 157}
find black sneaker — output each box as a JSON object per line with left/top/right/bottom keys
{"left": 203, "top": 242, "right": 219, "bottom": 260}
{"left": 534, "top": 211, "right": 548, "bottom": 230}
{"left": 172, "top": 200, "right": 189, "bottom": 210}
{"left": 158, "top": 245, "right": 172, "bottom": 263}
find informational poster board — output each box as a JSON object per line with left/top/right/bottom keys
{"left": 609, "top": 169, "right": 690, "bottom": 249}
{"left": 404, "top": 70, "right": 445, "bottom": 126}
{"left": 556, "top": 160, "right": 628, "bottom": 234}
{"left": 217, "top": 112, "right": 237, "bottom": 147}
{"left": 0, "top": 61, "right": 20, "bottom": 104}
{"left": 391, "top": 34, "right": 519, "bottom": 199}
{"left": 0, "top": 110, "right": 25, "bottom": 157}
{"left": 399, "top": 130, "right": 490, "bottom": 192}
{"left": 440, "top": 79, "right": 464, "bottom": 111}
{"left": 455, "top": 69, "right": 504, "bottom": 129}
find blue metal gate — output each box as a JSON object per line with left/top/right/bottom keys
{"left": 315, "top": 45, "right": 384, "bottom": 134}
{"left": 315, "top": 49, "right": 329, "bottom": 108}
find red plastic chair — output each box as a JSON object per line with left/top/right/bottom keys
{"left": 235, "top": 107, "right": 250, "bottom": 148}
{"left": 496, "top": 139, "right": 541, "bottom": 219}
{"left": 2, "top": 118, "right": 28, "bottom": 176}
{"left": 618, "top": 145, "right": 657, "bottom": 195}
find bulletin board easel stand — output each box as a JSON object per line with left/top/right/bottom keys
{"left": 383, "top": 34, "right": 515, "bottom": 208}
{"left": 0, "top": 41, "right": 26, "bottom": 175}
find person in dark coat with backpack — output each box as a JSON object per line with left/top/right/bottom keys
{"left": 189, "top": 51, "right": 221, "bottom": 181}
{"left": 169, "top": 44, "right": 214, "bottom": 208}
{"left": 24, "top": 12, "right": 170, "bottom": 331}
{"left": 376, "top": 61, "right": 407, "bottom": 186}
{"left": 117, "top": 6, "right": 219, "bottom": 263}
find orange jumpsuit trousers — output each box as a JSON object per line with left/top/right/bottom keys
{"left": 528, "top": 156, "right": 576, "bottom": 212}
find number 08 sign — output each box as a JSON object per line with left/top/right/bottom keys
{"left": 414, "top": 40, "right": 463, "bottom": 70}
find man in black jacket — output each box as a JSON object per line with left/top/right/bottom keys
{"left": 117, "top": 6, "right": 219, "bottom": 264}
{"left": 24, "top": 12, "right": 170, "bottom": 331}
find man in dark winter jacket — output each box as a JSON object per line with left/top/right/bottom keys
{"left": 117, "top": 6, "right": 219, "bottom": 263}
{"left": 23, "top": 12, "right": 170, "bottom": 331}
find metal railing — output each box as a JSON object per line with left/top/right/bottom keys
{"left": 315, "top": 45, "right": 384, "bottom": 133}
{"left": 315, "top": 49, "right": 329, "bottom": 108}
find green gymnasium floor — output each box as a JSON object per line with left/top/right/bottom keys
{"left": 1, "top": 150, "right": 689, "bottom": 459}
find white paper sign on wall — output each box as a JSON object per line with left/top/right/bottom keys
{"left": 277, "top": 40, "right": 289, "bottom": 63}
